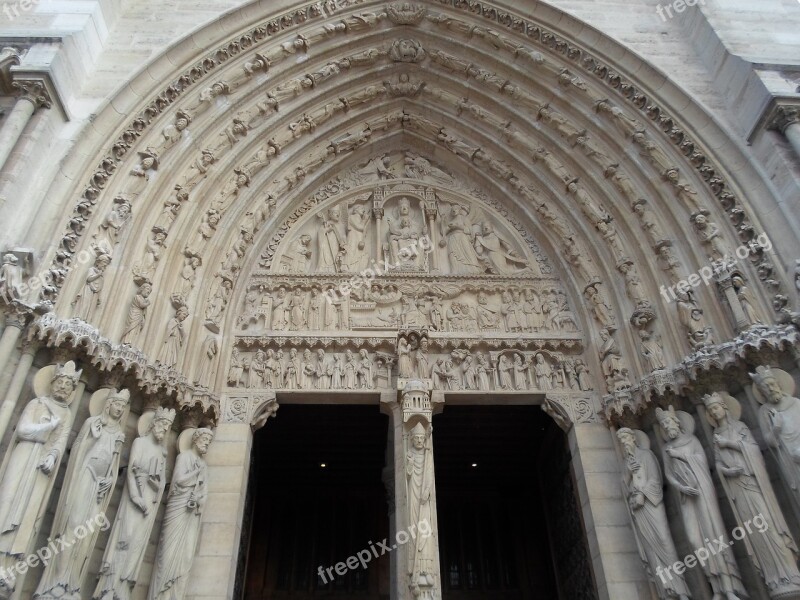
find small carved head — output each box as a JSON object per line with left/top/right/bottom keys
{"left": 655, "top": 406, "right": 682, "bottom": 440}
{"left": 192, "top": 428, "right": 214, "bottom": 454}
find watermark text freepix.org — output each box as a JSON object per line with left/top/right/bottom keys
{"left": 657, "top": 513, "right": 768, "bottom": 583}
{"left": 317, "top": 519, "right": 432, "bottom": 584}
{"left": 656, "top": 0, "right": 705, "bottom": 22}
{"left": 0, "top": 512, "right": 110, "bottom": 584}
{"left": 659, "top": 232, "right": 772, "bottom": 303}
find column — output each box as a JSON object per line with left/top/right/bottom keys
{"left": 767, "top": 100, "right": 800, "bottom": 160}
{"left": 544, "top": 393, "right": 653, "bottom": 600}
{"left": 381, "top": 381, "right": 443, "bottom": 600}
{"left": 0, "top": 313, "right": 26, "bottom": 380}
{"left": 186, "top": 392, "right": 277, "bottom": 600}
{"left": 0, "top": 339, "right": 36, "bottom": 442}
{"left": 0, "top": 79, "right": 50, "bottom": 172}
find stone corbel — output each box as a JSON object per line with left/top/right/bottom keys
{"left": 543, "top": 392, "right": 600, "bottom": 432}
{"left": 0, "top": 47, "right": 20, "bottom": 95}
{"left": 220, "top": 391, "right": 278, "bottom": 430}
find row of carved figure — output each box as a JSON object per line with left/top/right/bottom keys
{"left": 0, "top": 362, "right": 212, "bottom": 600}
{"left": 239, "top": 285, "right": 579, "bottom": 334}
{"left": 619, "top": 366, "right": 800, "bottom": 600}
{"left": 227, "top": 344, "right": 594, "bottom": 393}
{"left": 281, "top": 195, "right": 532, "bottom": 277}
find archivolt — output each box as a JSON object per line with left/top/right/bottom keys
{"left": 39, "top": 0, "right": 788, "bottom": 400}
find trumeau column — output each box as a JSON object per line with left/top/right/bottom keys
{"left": 381, "top": 381, "right": 443, "bottom": 600}
{"left": 184, "top": 392, "right": 277, "bottom": 600}
{"left": 545, "top": 392, "right": 654, "bottom": 600}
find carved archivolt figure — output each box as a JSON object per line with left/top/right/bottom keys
{"left": 95, "top": 408, "right": 176, "bottom": 600}
{"left": 704, "top": 391, "right": 800, "bottom": 597}
{"left": 731, "top": 275, "right": 765, "bottom": 326}
{"left": 159, "top": 302, "right": 189, "bottom": 367}
{"left": 584, "top": 284, "right": 615, "bottom": 329}
{"left": 406, "top": 422, "right": 436, "bottom": 597}
{"left": 36, "top": 389, "right": 129, "bottom": 599}
{"left": 0, "top": 253, "right": 23, "bottom": 302}
{"left": 617, "top": 428, "right": 690, "bottom": 600}
{"left": 752, "top": 366, "right": 800, "bottom": 500}
{"left": 675, "top": 289, "right": 713, "bottom": 349}
{"left": 94, "top": 197, "right": 132, "bottom": 255}
{"left": 656, "top": 406, "right": 745, "bottom": 599}
{"left": 148, "top": 428, "right": 213, "bottom": 600}
{"left": 0, "top": 362, "right": 81, "bottom": 595}
{"left": 638, "top": 329, "right": 667, "bottom": 371}
{"left": 73, "top": 252, "right": 112, "bottom": 321}
{"left": 692, "top": 212, "right": 732, "bottom": 261}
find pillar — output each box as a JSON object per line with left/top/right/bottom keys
{"left": 186, "top": 393, "right": 277, "bottom": 600}
{"left": 0, "top": 313, "right": 26, "bottom": 381}
{"left": 767, "top": 101, "right": 800, "bottom": 161}
{"left": 0, "top": 80, "right": 50, "bottom": 172}
{"left": 544, "top": 393, "right": 653, "bottom": 600}
{"left": 381, "top": 382, "right": 443, "bottom": 600}
{"left": 0, "top": 339, "right": 36, "bottom": 443}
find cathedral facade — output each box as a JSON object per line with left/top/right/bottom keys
{"left": 0, "top": 0, "right": 799, "bottom": 599}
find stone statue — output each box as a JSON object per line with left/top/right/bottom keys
{"left": 703, "top": 391, "right": 800, "bottom": 597}
{"left": 533, "top": 353, "right": 553, "bottom": 390}
{"left": 656, "top": 406, "right": 745, "bottom": 600}
{"left": 751, "top": 366, "right": 800, "bottom": 500}
{"left": 616, "top": 428, "right": 690, "bottom": 600}
{"left": 386, "top": 197, "right": 425, "bottom": 270}
{"left": 438, "top": 204, "right": 484, "bottom": 275}
{"left": 693, "top": 213, "right": 731, "bottom": 261}
{"left": 639, "top": 329, "right": 667, "bottom": 371}
{"left": 158, "top": 302, "right": 189, "bottom": 367}
{"left": 284, "top": 234, "right": 312, "bottom": 272}
{"left": 406, "top": 422, "right": 436, "bottom": 597}
{"left": 94, "top": 197, "right": 132, "bottom": 255}
{"left": 148, "top": 428, "right": 213, "bottom": 600}
{"left": 475, "top": 354, "right": 492, "bottom": 391}
{"left": 731, "top": 275, "right": 765, "bottom": 326}
{"left": 35, "top": 389, "right": 130, "bottom": 599}
{"left": 317, "top": 205, "right": 346, "bottom": 273}
{"left": 0, "top": 362, "right": 81, "bottom": 596}
{"left": 0, "top": 253, "right": 23, "bottom": 302}
{"left": 398, "top": 338, "right": 414, "bottom": 379}
{"left": 473, "top": 222, "right": 528, "bottom": 274}
{"left": 599, "top": 328, "right": 624, "bottom": 391}
{"left": 94, "top": 408, "right": 176, "bottom": 600}
{"left": 227, "top": 347, "right": 245, "bottom": 387}
{"left": 73, "top": 252, "right": 112, "bottom": 321}
{"left": 675, "top": 289, "right": 713, "bottom": 349}
{"left": 341, "top": 205, "right": 372, "bottom": 273}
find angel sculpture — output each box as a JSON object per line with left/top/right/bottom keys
{"left": 438, "top": 203, "right": 485, "bottom": 275}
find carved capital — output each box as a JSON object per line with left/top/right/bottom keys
{"left": 12, "top": 78, "right": 52, "bottom": 110}
{"left": 765, "top": 98, "right": 800, "bottom": 135}
{"left": 221, "top": 391, "right": 278, "bottom": 429}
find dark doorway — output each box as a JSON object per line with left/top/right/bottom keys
{"left": 242, "top": 404, "right": 390, "bottom": 600}
{"left": 433, "top": 405, "right": 598, "bottom": 600}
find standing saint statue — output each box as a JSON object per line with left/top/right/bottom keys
{"left": 317, "top": 205, "right": 345, "bottom": 273}
{"left": 438, "top": 204, "right": 484, "bottom": 275}
{"left": 340, "top": 205, "right": 372, "bottom": 273}
{"left": 656, "top": 406, "right": 745, "bottom": 600}
{"left": 751, "top": 366, "right": 800, "bottom": 506}
{"left": 0, "top": 362, "right": 81, "bottom": 597}
{"left": 406, "top": 421, "right": 437, "bottom": 599}
{"left": 616, "top": 428, "right": 689, "bottom": 600}
{"left": 94, "top": 407, "right": 176, "bottom": 600}
{"left": 148, "top": 428, "right": 213, "bottom": 600}
{"left": 703, "top": 391, "right": 800, "bottom": 598}
{"left": 120, "top": 280, "right": 152, "bottom": 346}
{"left": 35, "top": 389, "right": 130, "bottom": 600}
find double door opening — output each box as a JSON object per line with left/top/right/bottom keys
{"left": 240, "top": 404, "right": 597, "bottom": 600}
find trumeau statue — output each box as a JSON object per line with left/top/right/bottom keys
{"left": 148, "top": 428, "right": 213, "bottom": 600}
{"left": 656, "top": 406, "right": 746, "bottom": 600}
{"left": 406, "top": 421, "right": 437, "bottom": 599}
{"left": 35, "top": 389, "right": 130, "bottom": 600}
{"left": 94, "top": 408, "right": 177, "bottom": 600}
{"left": 0, "top": 362, "right": 82, "bottom": 596}
{"left": 616, "top": 428, "right": 689, "bottom": 600}
{"left": 751, "top": 366, "right": 800, "bottom": 501}
{"left": 703, "top": 392, "right": 800, "bottom": 598}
